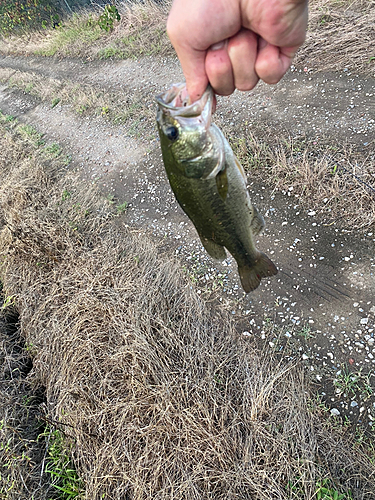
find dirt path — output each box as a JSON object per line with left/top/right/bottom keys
{"left": 0, "top": 54, "right": 374, "bottom": 424}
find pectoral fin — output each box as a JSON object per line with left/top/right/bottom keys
{"left": 204, "top": 144, "right": 225, "bottom": 179}
{"left": 250, "top": 206, "right": 265, "bottom": 235}
{"left": 216, "top": 168, "right": 228, "bottom": 201}
{"left": 199, "top": 235, "right": 226, "bottom": 261}
{"left": 238, "top": 252, "right": 278, "bottom": 293}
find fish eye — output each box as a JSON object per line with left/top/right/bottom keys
{"left": 166, "top": 126, "right": 179, "bottom": 142}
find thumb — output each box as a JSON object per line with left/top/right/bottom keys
{"left": 169, "top": 43, "right": 208, "bottom": 103}
{"left": 167, "top": 13, "right": 208, "bottom": 103}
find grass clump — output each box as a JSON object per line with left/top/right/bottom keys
{"left": 295, "top": 0, "right": 375, "bottom": 74}
{"left": 224, "top": 124, "right": 375, "bottom": 230}
{"left": 98, "top": 25, "right": 169, "bottom": 60}
{"left": 36, "top": 12, "right": 103, "bottom": 57}
{"left": 42, "top": 427, "right": 84, "bottom": 499}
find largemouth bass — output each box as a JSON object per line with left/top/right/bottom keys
{"left": 156, "top": 83, "right": 277, "bottom": 292}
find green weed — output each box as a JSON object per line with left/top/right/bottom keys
{"left": 98, "top": 46, "right": 125, "bottom": 59}
{"left": 106, "top": 194, "right": 115, "bottom": 204}
{"left": 43, "top": 142, "right": 62, "bottom": 158}
{"left": 98, "top": 5, "right": 120, "bottom": 33}
{"left": 75, "top": 104, "right": 88, "bottom": 115}
{"left": 2, "top": 294, "right": 15, "bottom": 310}
{"left": 5, "top": 114, "right": 16, "bottom": 122}
{"left": 334, "top": 368, "right": 374, "bottom": 400}
{"left": 298, "top": 325, "right": 315, "bottom": 340}
{"left": 62, "top": 190, "right": 71, "bottom": 201}
{"left": 51, "top": 97, "right": 61, "bottom": 108}
{"left": 17, "top": 124, "right": 44, "bottom": 147}
{"left": 288, "top": 477, "right": 353, "bottom": 500}
{"left": 101, "top": 105, "right": 110, "bottom": 116}
{"left": 41, "top": 428, "right": 83, "bottom": 499}
{"left": 0, "top": 0, "right": 59, "bottom": 35}
{"left": 331, "top": 164, "right": 338, "bottom": 175}
{"left": 334, "top": 369, "right": 361, "bottom": 396}
{"left": 316, "top": 479, "right": 352, "bottom": 499}
{"left": 116, "top": 202, "right": 128, "bottom": 215}
{"left": 25, "top": 83, "right": 34, "bottom": 93}
{"left": 41, "top": 13, "right": 61, "bottom": 30}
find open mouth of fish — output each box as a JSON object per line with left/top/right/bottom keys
{"left": 156, "top": 83, "right": 214, "bottom": 121}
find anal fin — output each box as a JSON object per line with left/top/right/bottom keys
{"left": 239, "top": 252, "right": 278, "bottom": 293}
{"left": 199, "top": 235, "right": 226, "bottom": 261}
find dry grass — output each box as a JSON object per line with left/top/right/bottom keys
{"left": 225, "top": 127, "right": 375, "bottom": 230}
{"left": 1, "top": 115, "right": 375, "bottom": 499}
{"left": 297, "top": 0, "right": 375, "bottom": 75}
{"left": 0, "top": 66, "right": 155, "bottom": 135}
{"left": 0, "top": 1, "right": 173, "bottom": 60}
{"left": 94, "top": 0, "right": 173, "bottom": 60}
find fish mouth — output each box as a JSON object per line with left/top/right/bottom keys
{"left": 156, "top": 83, "right": 214, "bottom": 120}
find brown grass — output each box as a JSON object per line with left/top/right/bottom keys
{"left": 296, "top": 0, "right": 375, "bottom": 75}
{"left": 1, "top": 115, "right": 375, "bottom": 499}
{"left": 0, "top": 66, "right": 155, "bottom": 136}
{"left": 0, "top": 1, "right": 173, "bottom": 60}
{"left": 225, "top": 127, "right": 375, "bottom": 230}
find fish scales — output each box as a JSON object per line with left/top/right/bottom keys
{"left": 156, "top": 83, "right": 277, "bottom": 292}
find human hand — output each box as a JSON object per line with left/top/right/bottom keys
{"left": 167, "top": 0, "right": 308, "bottom": 102}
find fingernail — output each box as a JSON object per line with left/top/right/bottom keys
{"left": 210, "top": 40, "right": 225, "bottom": 51}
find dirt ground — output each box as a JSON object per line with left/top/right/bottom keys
{"left": 0, "top": 52, "right": 374, "bottom": 427}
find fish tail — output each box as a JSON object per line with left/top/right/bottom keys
{"left": 239, "top": 252, "right": 278, "bottom": 293}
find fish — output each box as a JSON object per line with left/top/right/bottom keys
{"left": 156, "top": 83, "right": 277, "bottom": 293}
